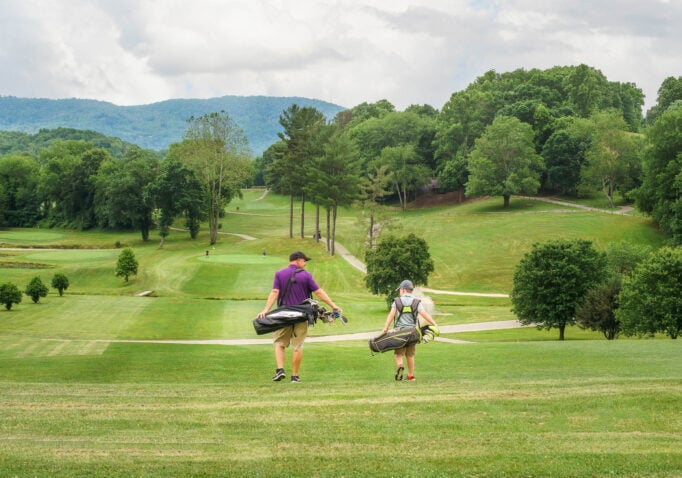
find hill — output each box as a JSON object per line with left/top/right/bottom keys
{"left": 0, "top": 95, "right": 346, "bottom": 155}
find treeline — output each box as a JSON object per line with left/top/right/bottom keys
{"left": 1, "top": 65, "right": 681, "bottom": 246}
{"left": 256, "top": 65, "right": 682, "bottom": 244}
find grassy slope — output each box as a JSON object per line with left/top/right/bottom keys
{"left": 0, "top": 192, "right": 679, "bottom": 477}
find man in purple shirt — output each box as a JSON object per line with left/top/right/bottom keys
{"left": 258, "top": 251, "right": 342, "bottom": 382}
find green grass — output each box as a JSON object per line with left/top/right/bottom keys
{"left": 0, "top": 340, "right": 680, "bottom": 477}
{"left": 0, "top": 191, "right": 678, "bottom": 476}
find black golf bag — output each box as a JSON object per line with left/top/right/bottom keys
{"left": 252, "top": 302, "right": 319, "bottom": 335}
{"left": 368, "top": 326, "right": 423, "bottom": 353}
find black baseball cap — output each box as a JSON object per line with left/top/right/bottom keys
{"left": 289, "top": 251, "right": 312, "bottom": 261}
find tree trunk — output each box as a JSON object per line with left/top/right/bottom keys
{"left": 397, "top": 186, "right": 405, "bottom": 211}
{"left": 326, "top": 208, "right": 331, "bottom": 252}
{"left": 300, "top": 192, "right": 305, "bottom": 239}
{"left": 315, "top": 204, "right": 321, "bottom": 243}
{"left": 503, "top": 195, "right": 511, "bottom": 208}
{"left": 209, "top": 197, "right": 219, "bottom": 245}
{"left": 559, "top": 325, "right": 565, "bottom": 341}
{"left": 368, "top": 210, "right": 375, "bottom": 249}
{"left": 289, "top": 193, "right": 294, "bottom": 238}
{"left": 331, "top": 204, "right": 337, "bottom": 256}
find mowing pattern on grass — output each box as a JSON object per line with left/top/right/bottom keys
{"left": 2, "top": 338, "right": 110, "bottom": 358}
{"left": 2, "top": 342, "right": 681, "bottom": 474}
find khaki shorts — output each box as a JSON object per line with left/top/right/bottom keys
{"left": 394, "top": 317, "right": 427, "bottom": 357}
{"left": 273, "top": 321, "right": 308, "bottom": 351}
{"left": 394, "top": 344, "right": 416, "bottom": 357}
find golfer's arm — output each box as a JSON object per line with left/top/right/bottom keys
{"left": 383, "top": 309, "right": 396, "bottom": 332}
{"left": 312, "top": 288, "right": 339, "bottom": 312}
{"left": 420, "top": 310, "right": 437, "bottom": 327}
{"left": 259, "top": 289, "right": 279, "bottom": 316}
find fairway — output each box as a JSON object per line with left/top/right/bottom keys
{"left": 25, "top": 250, "right": 117, "bottom": 261}
{"left": 197, "top": 253, "right": 281, "bottom": 265}
{"left": 0, "top": 230, "right": 65, "bottom": 242}
{"left": 0, "top": 192, "right": 680, "bottom": 476}
{"left": 0, "top": 340, "right": 680, "bottom": 477}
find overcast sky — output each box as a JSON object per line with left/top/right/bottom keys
{"left": 1, "top": 0, "right": 679, "bottom": 112}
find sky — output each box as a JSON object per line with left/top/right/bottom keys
{"left": 1, "top": 0, "right": 680, "bottom": 112}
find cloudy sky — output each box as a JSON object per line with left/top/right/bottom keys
{"left": 1, "top": 0, "right": 679, "bottom": 112}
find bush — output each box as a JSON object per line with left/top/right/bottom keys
{"left": 51, "top": 273, "right": 70, "bottom": 296}
{"left": 25, "top": 276, "right": 49, "bottom": 304}
{"left": 116, "top": 248, "right": 138, "bottom": 282}
{"left": 0, "top": 282, "right": 22, "bottom": 310}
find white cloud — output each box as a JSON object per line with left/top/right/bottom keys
{"left": 0, "top": 0, "right": 679, "bottom": 110}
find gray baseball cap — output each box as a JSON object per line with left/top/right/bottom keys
{"left": 397, "top": 279, "right": 414, "bottom": 291}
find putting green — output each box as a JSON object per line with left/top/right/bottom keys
{"left": 0, "top": 231, "right": 65, "bottom": 242}
{"left": 25, "top": 250, "right": 117, "bottom": 262}
{"left": 198, "top": 254, "right": 281, "bottom": 264}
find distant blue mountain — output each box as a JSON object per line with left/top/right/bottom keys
{"left": 0, "top": 95, "right": 346, "bottom": 155}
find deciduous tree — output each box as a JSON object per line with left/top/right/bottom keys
{"left": 466, "top": 116, "right": 544, "bottom": 208}
{"left": 579, "top": 110, "right": 641, "bottom": 208}
{"left": 116, "top": 248, "right": 138, "bottom": 283}
{"left": 636, "top": 103, "right": 682, "bottom": 244}
{"left": 0, "top": 282, "right": 22, "bottom": 310}
{"left": 511, "top": 239, "right": 607, "bottom": 340}
{"left": 51, "top": 273, "right": 70, "bottom": 296}
{"left": 365, "top": 233, "right": 434, "bottom": 306}
{"left": 25, "top": 276, "right": 49, "bottom": 304}
{"left": 617, "top": 246, "right": 682, "bottom": 339}
{"left": 183, "top": 111, "right": 252, "bottom": 245}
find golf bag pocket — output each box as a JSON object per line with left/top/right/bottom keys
{"left": 253, "top": 303, "right": 316, "bottom": 335}
{"left": 369, "top": 326, "right": 422, "bottom": 353}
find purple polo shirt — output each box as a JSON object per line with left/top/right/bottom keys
{"left": 273, "top": 265, "right": 320, "bottom": 306}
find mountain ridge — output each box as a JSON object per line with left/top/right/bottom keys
{"left": 0, "top": 95, "right": 347, "bottom": 155}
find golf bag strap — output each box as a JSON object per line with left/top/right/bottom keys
{"left": 277, "top": 268, "right": 304, "bottom": 307}
{"left": 393, "top": 297, "right": 420, "bottom": 327}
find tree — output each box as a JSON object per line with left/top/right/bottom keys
{"left": 51, "top": 273, "right": 70, "bottom": 296}
{"left": 511, "top": 239, "right": 608, "bottom": 340}
{"left": 575, "top": 278, "right": 622, "bottom": 340}
{"left": 617, "top": 246, "right": 682, "bottom": 339}
{"left": 116, "top": 248, "right": 138, "bottom": 283}
{"left": 360, "top": 164, "right": 393, "bottom": 249}
{"left": 579, "top": 110, "right": 641, "bottom": 208}
{"left": 636, "top": 103, "right": 682, "bottom": 244}
{"left": 575, "top": 241, "right": 650, "bottom": 340}
{"left": 37, "top": 142, "right": 109, "bottom": 229}
{"left": 94, "top": 147, "right": 160, "bottom": 241}
{"left": 564, "top": 64, "right": 610, "bottom": 117}
{"left": 465, "top": 116, "right": 544, "bottom": 208}
{"left": 350, "top": 110, "right": 436, "bottom": 173}
{"left": 541, "top": 119, "right": 591, "bottom": 195}
{"left": 306, "top": 131, "right": 362, "bottom": 255}
{"left": 0, "top": 155, "right": 42, "bottom": 227}
{"left": 148, "top": 158, "right": 205, "bottom": 247}
{"left": 0, "top": 282, "right": 22, "bottom": 310}
{"left": 377, "top": 145, "right": 432, "bottom": 211}
{"left": 365, "top": 233, "right": 435, "bottom": 306}
{"left": 25, "top": 276, "right": 49, "bottom": 304}
{"left": 183, "top": 111, "right": 252, "bottom": 245}
{"left": 275, "top": 105, "right": 328, "bottom": 239}
{"left": 646, "top": 76, "right": 682, "bottom": 124}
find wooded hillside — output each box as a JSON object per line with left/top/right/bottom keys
{"left": 0, "top": 95, "right": 345, "bottom": 155}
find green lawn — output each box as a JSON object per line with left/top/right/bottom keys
{"left": 0, "top": 191, "right": 679, "bottom": 476}
{"left": 0, "top": 340, "right": 680, "bottom": 477}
